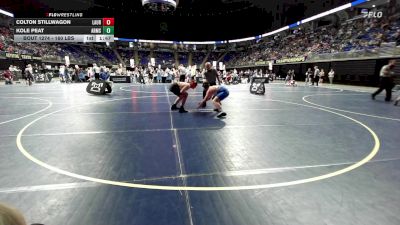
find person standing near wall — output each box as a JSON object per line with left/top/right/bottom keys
{"left": 2, "top": 69, "right": 13, "bottom": 85}
{"left": 372, "top": 60, "right": 396, "bottom": 102}
{"left": 305, "top": 68, "right": 312, "bottom": 86}
{"left": 161, "top": 68, "right": 168, "bottom": 83}
{"left": 138, "top": 67, "right": 145, "bottom": 84}
{"left": 178, "top": 64, "right": 186, "bottom": 82}
{"left": 93, "top": 63, "right": 101, "bottom": 78}
{"left": 319, "top": 69, "right": 325, "bottom": 84}
{"left": 148, "top": 66, "right": 154, "bottom": 84}
{"left": 25, "top": 64, "right": 33, "bottom": 86}
{"left": 285, "top": 69, "right": 291, "bottom": 84}
{"left": 312, "top": 66, "right": 320, "bottom": 86}
{"left": 328, "top": 69, "right": 335, "bottom": 85}
{"left": 156, "top": 68, "right": 162, "bottom": 83}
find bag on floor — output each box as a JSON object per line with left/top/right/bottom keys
{"left": 86, "top": 80, "right": 108, "bottom": 95}
{"left": 250, "top": 77, "right": 267, "bottom": 95}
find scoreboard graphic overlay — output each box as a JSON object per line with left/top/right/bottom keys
{"left": 14, "top": 14, "right": 114, "bottom": 43}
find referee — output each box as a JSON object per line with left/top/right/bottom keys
{"left": 178, "top": 64, "right": 186, "bottom": 82}
{"left": 372, "top": 60, "right": 396, "bottom": 102}
{"left": 201, "top": 62, "right": 222, "bottom": 108}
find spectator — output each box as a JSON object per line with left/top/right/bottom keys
{"left": 305, "top": 68, "right": 312, "bottom": 85}
{"left": 313, "top": 66, "right": 320, "bottom": 86}
{"left": 319, "top": 69, "right": 325, "bottom": 84}
{"left": 328, "top": 69, "right": 335, "bottom": 85}
{"left": 2, "top": 70, "right": 13, "bottom": 85}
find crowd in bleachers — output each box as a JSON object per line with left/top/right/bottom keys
{"left": 117, "top": 48, "right": 135, "bottom": 65}
{"left": 73, "top": 45, "right": 109, "bottom": 65}
{"left": 226, "top": 15, "right": 400, "bottom": 66}
{"left": 139, "top": 51, "right": 150, "bottom": 65}
{"left": 1, "top": 6, "right": 399, "bottom": 70}
{"left": 192, "top": 51, "right": 206, "bottom": 65}
{"left": 178, "top": 52, "right": 188, "bottom": 65}
{"left": 98, "top": 47, "right": 119, "bottom": 64}
{"left": 208, "top": 51, "right": 223, "bottom": 62}
{"left": 154, "top": 51, "right": 174, "bottom": 65}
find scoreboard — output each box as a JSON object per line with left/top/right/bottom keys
{"left": 13, "top": 14, "right": 114, "bottom": 43}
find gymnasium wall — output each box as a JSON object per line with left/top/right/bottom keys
{"left": 267, "top": 58, "right": 400, "bottom": 86}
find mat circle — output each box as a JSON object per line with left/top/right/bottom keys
{"left": 16, "top": 97, "right": 380, "bottom": 191}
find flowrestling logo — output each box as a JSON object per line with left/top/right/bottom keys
{"left": 90, "top": 83, "right": 104, "bottom": 93}
{"left": 362, "top": 9, "right": 384, "bottom": 18}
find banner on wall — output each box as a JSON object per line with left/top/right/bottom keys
{"left": 255, "top": 61, "right": 268, "bottom": 66}
{"left": 5, "top": 52, "right": 20, "bottom": 59}
{"left": 21, "top": 54, "right": 33, "bottom": 60}
{"left": 2, "top": 52, "right": 42, "bottom": 60}
{"left": 275, "top": 56, "right": 306, "bottom": 64}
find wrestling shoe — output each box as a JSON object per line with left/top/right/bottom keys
{"left": 179, "top": 107, "right": 188, "bottom": 113}
{"left": 217, "top": 112, "right": 227, "bottom": 118}
{"left": 171, "top": 104, "right": 179, "bottom": 111}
